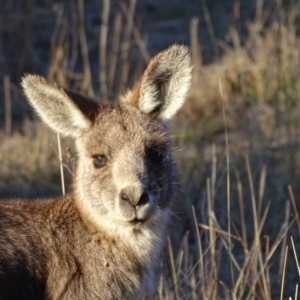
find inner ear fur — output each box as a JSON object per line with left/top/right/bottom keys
{"left": 22, "top": 75, "right": 100, "bottom": 137}
{"left": 63, "top": 90, "right": 100, "bottom": 123}
{"left": 120, "top": 44, "right": 192, "bottom": 120}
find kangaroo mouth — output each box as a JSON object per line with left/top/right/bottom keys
{"left": 129, "top": 218, "right": 146, "bottom": 225}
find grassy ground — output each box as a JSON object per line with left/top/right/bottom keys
{"left": 1, "top": 0, "right": 300, "bottom": 299}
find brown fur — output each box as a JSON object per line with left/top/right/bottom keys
{"left": 0, "top": 45, "right": 192, "bottom": 299}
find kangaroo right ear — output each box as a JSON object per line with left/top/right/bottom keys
{"left": 22, "top": 75, "right": 99, "bottom": 137}
{"left": 121, "top": 44, "right": 192, "bottom": 120}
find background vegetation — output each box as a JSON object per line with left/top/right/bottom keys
{"left": 1, "top": 0, "right": 300, "bottom": 298}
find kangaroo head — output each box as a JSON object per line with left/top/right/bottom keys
{"left": 22, "top": 45, "right": 192, "bottom": 236}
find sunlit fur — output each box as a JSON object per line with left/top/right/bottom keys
{"left": 0, "top": 44, "right": 192, "bottom": 299}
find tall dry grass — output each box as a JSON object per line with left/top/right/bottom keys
{"left": 160, "top": 1, "right": 300, "bottom": 298}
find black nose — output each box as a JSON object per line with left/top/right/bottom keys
{"left": 119, "top": 187, "right": 149, "bottom": 207}
{"left": 137, "top": 192, "right": 149, "bottom": 206}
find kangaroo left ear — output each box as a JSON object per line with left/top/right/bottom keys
{"left": 121, "top": 44, "right": 192, "bottom": 119}
{"left": 22, "top": 75, "right": 99, "bottom": 137}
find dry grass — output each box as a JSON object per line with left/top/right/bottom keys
{"left": 1, "top": 0, "right": 300, "bottom": 299}
{"left": 159, "top": 155, "right": 300, "bottom": 299}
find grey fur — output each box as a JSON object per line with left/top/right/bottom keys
{"left": 0, "top": 44, "right": 192, "bottom": 299}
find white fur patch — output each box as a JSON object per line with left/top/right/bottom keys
{"left": 139, "top": 82, "right": 161, "bottom": 114}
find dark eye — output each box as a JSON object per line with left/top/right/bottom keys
{"left": 92, "top": 155, "right": 107, "bottom": 168}
{"left": 147, "top": 147, "right": 164, "bottom": 163}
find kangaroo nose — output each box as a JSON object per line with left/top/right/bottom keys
{"left": 119, "top": 187, "right": 149, "bottom": 207}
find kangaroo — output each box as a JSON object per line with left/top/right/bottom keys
{"left": 0, "top": 45, "right": 192, "bottom": 299}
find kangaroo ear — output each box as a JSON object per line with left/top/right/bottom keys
{"left": 22, "top": 75, "right": 99, "bottom": 137}
{"left": 121, "top": 44, "right": 192, "bottom": 119}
